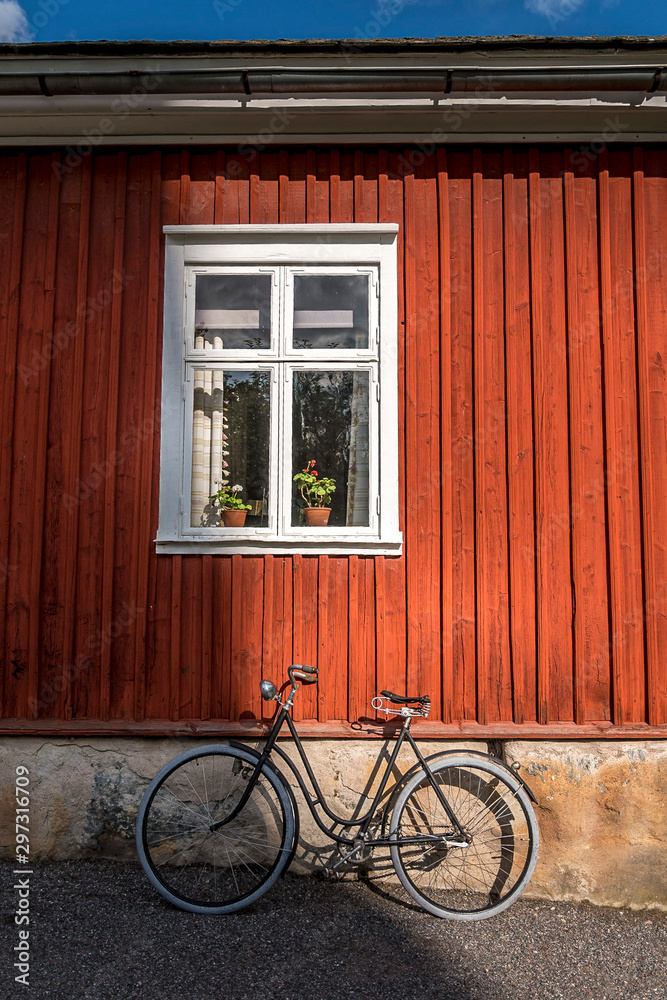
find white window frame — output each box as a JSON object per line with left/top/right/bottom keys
{"left": 156, "top": 224, "right": 402, "bottom": 556}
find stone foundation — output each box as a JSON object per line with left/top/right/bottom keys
{"left": 505, "top": 740, "right": 667, "bottom": 911}
{"left": 1, "top": 736, "right": 665, "bottom": 910}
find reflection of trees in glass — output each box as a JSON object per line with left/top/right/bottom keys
{"left": 224, "top": 372, "right": 270, "bottom": 521}
{"left": 292, "top": 371, "right": 354, "bottom": 528}
{"left": 293, "top": 338, "right": 342, "bottom": 350}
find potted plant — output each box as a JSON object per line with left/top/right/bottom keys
{"left": 293, "top": 460, "right": 336, "bottom": 527}
{"left": 209, "top": 482, "right": 252, "bottom": 527}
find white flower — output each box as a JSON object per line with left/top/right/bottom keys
{"left": 231, "top": 484, "right": 243, "bottom": 492}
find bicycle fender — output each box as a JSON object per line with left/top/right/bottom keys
{"left": 379, "top": 747, "right": 537, "bottom": 834}
{"left": 405, "top": 748, "right": 539, "bottom": 805}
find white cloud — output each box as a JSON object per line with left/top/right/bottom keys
{"left": 525, "top": 0, "right": 588, "bottom": 24}
{"left": 0, "top": 1, "right": 32, "bottom": 42}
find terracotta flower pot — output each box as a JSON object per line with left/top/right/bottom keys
{"left": 221, "top": 509, "right": 247, "bottom": 528}
{"left": 304, "top": 507, "right": 331, "bottom": 527}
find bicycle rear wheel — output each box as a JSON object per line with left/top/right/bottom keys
{"left": 390, "top": 756, "right": 538, "bottom": 921}
{"left": 136, "top": 745, "right": 294, "bottom": 914}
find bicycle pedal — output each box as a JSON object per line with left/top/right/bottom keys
{"left": 323, "top": 867, "right": 344, "bottom": 882}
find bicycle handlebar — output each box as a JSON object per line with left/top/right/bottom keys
{"left": 288, "top": 663, "right": 319, "bottom": 685}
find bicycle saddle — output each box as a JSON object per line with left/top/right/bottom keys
{"left": 380, "top": 690, "right": 430, "bottom": 705}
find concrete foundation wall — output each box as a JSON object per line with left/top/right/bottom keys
{"left": 1, "top": 737, "right": 665, "bottom": 910}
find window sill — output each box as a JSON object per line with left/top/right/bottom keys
{"left": 155, "top": 535, "right": 403, "bottom": 556}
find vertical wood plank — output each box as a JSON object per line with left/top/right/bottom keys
{"left": 38, "top": 161, "right": 85, "bottom": 721}
{"left": 473, "top": 150, "right": 512, "bottom": 724}
{"left": 27, "top": 157, "right": 61, "bottom": 717}
{"left": 563, "top": 152, "right": 610, "bottom": 723}
{"left": 169, "top": 555, "right": 181, "bottom": 721}
{"left": 214, "top": 150, "right": 225, "bottom": 224}
{"left": 448, "top": 151, "right": 477, "bottom": 721}
{"left": 503, "top": 149, "right": 538, "bottom": 724}
{"left": 0, "top": 155, "right": 26, "bottom": 718}
{"left": 218, "top": 556, "right": 233, "bottom": 719}
{"left": 610, "top": 151, "right": 646, "bottom": 723}
{"left": 221, "top": 150, "right": 249, "bottom": 224}
{"left": 316, "top": 556, "right": 331, "bottom": 721}
{"left": 188, "top": 152, "right": 214, "bottom": 224}
{"left": 598, "top": 151, "right": 645, "bottom": 723}
{"left": 229, "top": 554, "right": 266, "bottom": 721}
{"left": 110, "top": 153, "right": 151, "bottom": 718}
{"left": 436, "top": 148, "right": 454, "bottom": 724}
{"left": 329, "top": 558, "right": 349, "bottom": 722}
{"left": 346, "top": 152, "right": 378, "bottom": 720}
{"left": 98, "top": 153, "right": 127, "bottom": 720}
{"left": 633, "top": 149, "right": 667, "bottom": 726}
{"left": 251, "top": 151, "right": 279, "bottom": 223}
{"left": 261, "top": 554, "right": 275, "bottom": 721}
{"left": 375, "top": 150, "right": 407, "bottom": 705}
{"left": 292, "top": 555, "right": 319, "bottom": 720}
{"left": 58, "top": 154, "right": 92, "bottom": 720}
{"left": 404, "top": 152, "right": 442, "bottom": 705}
{"left": 180, "top": 556, "right": 203, "bottom": 718}
{"left": 200, "top": 554, "right": 213, "bottom": 720}
{"left": 601, "top": 150, "right": 647, "bottom": 724}
{"left": 528, "top": 149, "right": 574, "bottom": 723}
{"left": 281, "top": 557, "right": 294, "bottom": 712}
{"left": 347, "top": 555, "right": 361, "bottom": 721}
{"left": 152, "top": 151, "right": 181, "bottom": 720}
{"left": 73, "top": 154, "right": 119, "bottom": 718}
{"left": 5, "top": 156, "right": 55, "bottom": 718}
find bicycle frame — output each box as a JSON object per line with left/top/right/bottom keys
{"left": 213, "top": 686, "right": 467, "bottom": 851}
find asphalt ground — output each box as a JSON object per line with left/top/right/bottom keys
{"left": 1, "top": 860, "right": 665, "bottom": 1000}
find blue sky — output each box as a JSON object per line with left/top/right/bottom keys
{"left": 0, "top": 0, "right": 665, "bottom": 44}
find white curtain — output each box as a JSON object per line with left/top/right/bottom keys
{"left": 346, "top": 373, "right": 370, "bottom": 526}
{"left": 191, "top": 369, "right": 228, "bottom": 527}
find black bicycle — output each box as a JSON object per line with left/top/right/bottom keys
{"left": 136, "top": 665, "right": 539, "bottom": 921}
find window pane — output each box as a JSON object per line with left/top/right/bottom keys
{"left": 191, "top": 370, "right": 270, "bottom": 527}
{"left": 293, "top": 275, "right": 369, "bottom": 350}
{"left": 195, "top": 275, "right": 271, "bottom": 350}
{"left": 292, "top": 371, "right": 370, "bottom": 528}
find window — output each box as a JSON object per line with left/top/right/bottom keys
{"left": 157, "top": 225, "right": 401, "bottom": 555}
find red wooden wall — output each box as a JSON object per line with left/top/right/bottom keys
{"left": 1, "top": 145, "right": 666, "bottom": 738}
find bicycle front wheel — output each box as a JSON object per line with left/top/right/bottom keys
{"left": 136, "top": 745, "right": 294, "bottom": 914}
{"left": 390, "top": 756, "right": 539, "bottom": 921}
